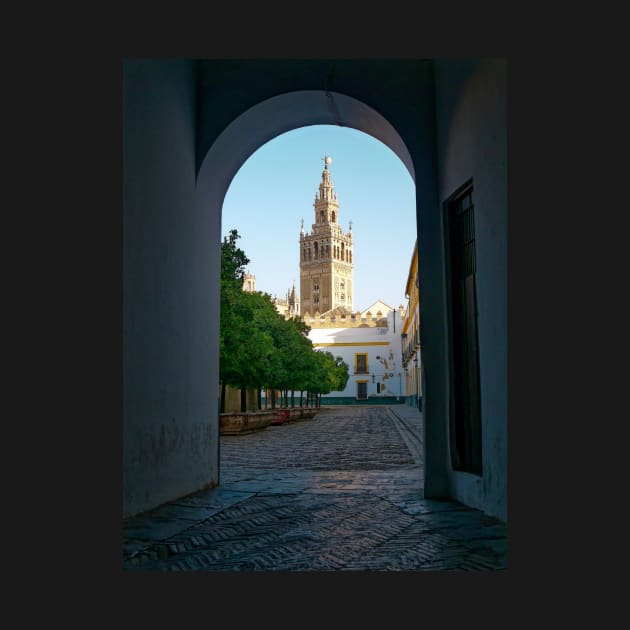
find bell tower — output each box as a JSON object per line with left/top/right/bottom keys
{"left": 300, "top": 156, "right": 354, "bottom": 316}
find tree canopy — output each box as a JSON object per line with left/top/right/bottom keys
{"left": 219, "top": 229, "right": 349, "bottom": 411}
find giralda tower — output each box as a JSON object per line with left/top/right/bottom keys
{"left": 299, "top": 156, "right": 354, "bottom": 316}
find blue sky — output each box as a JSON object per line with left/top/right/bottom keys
{"left": 221, "top": 125, "right": 417, "bottom": 312}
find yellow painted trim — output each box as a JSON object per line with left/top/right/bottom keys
{"left": 355, "top": 379, "right": 369, "bottom": 383}
{"left": 313, "top": 341, "right": 389, "bottom": 347}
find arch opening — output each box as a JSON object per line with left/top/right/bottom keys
{"left": 202, "top": 92, "right": 421, "bottom": 481}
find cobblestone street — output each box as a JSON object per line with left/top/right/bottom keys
{"left": 122, "top": 405, "right": 507, "bottom": 571}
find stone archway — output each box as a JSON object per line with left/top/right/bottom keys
{"left": 193, "top": 87, "right": 420, "bottom": 483}
{"left": 124, "top": 59, "right": 507, "bottom": 521}
{"left": 195, "top": 90, "right": 415, "bottom": 206}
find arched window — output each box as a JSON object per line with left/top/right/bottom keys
{"left": 314, "top": 242, "right": 318, "bottom": 259}
{"left": 332, "top": 211, "right": 336, "bottom": 222}
{"left": 320, "top": 210, "right": 324, "bottom": 222}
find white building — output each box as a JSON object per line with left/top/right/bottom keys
{"left": 306, "top": 300, "right": 406, "bottom": 403}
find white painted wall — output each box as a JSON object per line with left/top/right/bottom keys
{"left": 309, "top": 307, "right": 404, "bottom": 399}
{"left": 434, "top": 59, "right": 508, "bottom": 521}
{"left": 123, "top": 60, "right": 220, "bottom": 518}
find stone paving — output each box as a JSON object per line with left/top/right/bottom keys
{"left": 122, "top": 405, "right": 507, "bottom": 571}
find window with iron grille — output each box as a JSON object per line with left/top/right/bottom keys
{"left": 355, "top": 353, "right": 368, "bottom": 374}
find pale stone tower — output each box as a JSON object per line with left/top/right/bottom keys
{"left": 300, "top": 156, "right": 354, "bottom": 316}
{"left": 242, "top": 272, "right": 256, "bottom": 292}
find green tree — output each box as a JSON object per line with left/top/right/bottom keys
{"left": 220, "top": 281, "right": 279, "bottom": 412}
{"left": 219, "top": 228, "right": 349, "bottom": 413}
{"left": 304, "top": 350, "right": 349, "bottom": 407}
{"left": 219, "top": 229, "right": 259, "bottom": 412}
{"left": 221, "top": 228, "right": 250, "bottom": 284}
{"left": 331, "top": 355, "right": 350, "bottom": 393}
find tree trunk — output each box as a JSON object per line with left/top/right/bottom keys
{"left": 220, "top": 381, "right": 226, "bottom": 414}
{"left": 271, "top": 389, "right": 276, "bottom": 410}
{"left": 257, "top": 387, "right": 262, "bottom": 410}
{"left": 240, "top": 387, "right": 247, "bottom": 413}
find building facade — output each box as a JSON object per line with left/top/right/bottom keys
{"left": 307, "top": 301, "right": 405, "bottom": 404}
{"left": 401, "top": 241, "right": 422, "bottom": 410}
{"left": 272, "top": 284, "right": 300, "bottom": 319}
{"left": 300, "top": 157, "right": 354, "bottom": 317}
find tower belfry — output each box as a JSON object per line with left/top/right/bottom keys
{"left": 300, "top": 156, "right": 354, "bottom": 316}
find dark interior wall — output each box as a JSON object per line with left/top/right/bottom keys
{"left": 123, "top": 59, "right": 219, "bottom": 518}
{"left": 196, "top": 59, "right": 431, "bottom": 175}
{"left": 433, "top": 58, "right": 507, "bottom": 520}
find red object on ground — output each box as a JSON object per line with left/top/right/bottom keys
{"left": 271, "top": 409, "right": 291, "bottom": 425}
